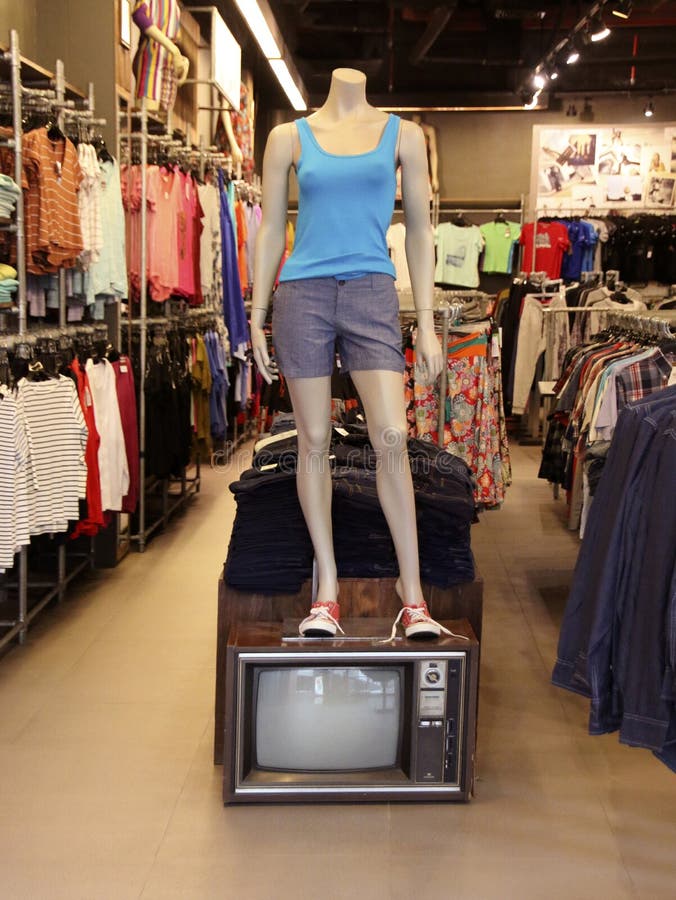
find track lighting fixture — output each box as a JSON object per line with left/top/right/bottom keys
{"left": 644, "top": 99, "right": 655, "bottom": 118}
{"left": 566, "top": 103, "right": 578, "bottom": 118}
{"left": 611, "top": 1, "right": 632, "bottom": 19}
{"left": 589, "top": 14, "right": 611, "bottom": 42}
{"left": 533, "top": 72, "right": 547, "bottom": 90}
{"left": 565, "top": 39, "right": 581, "bottom": 65}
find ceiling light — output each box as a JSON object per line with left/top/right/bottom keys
{"left": 533, "top": 72, "right": 547, "bottom": 90}
{"left": 589, "top": 14, "right": 611, "bottom": 42}
{"left": 644, "top": 99, "right": 655, "bottom": 118}
{"left": 269, "top": 58, "right": 307, "bottom": 111}
{"left": 548, "top": 66, "right": 560, "bottom": 81}
{"left": 565, "top": 40, "right": 581, "bottom": 65}
{"left": 611, "top": 1, "right": 633, "bottom": 19}
{"left": 523, "top": 89, "right": 542, "bottom": 111}
{"left": 233, "top": 0, "right": 281, "bottom": 58}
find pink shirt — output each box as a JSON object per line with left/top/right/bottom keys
{"left": 176, "top": 170, "right": 197, "bottom": 299}
{"left": 148, "top": 166, "right": 180, "bottom": 301}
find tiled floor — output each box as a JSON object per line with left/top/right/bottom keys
{"left": 1, "top": 443, "right": 675, "bottom": 899}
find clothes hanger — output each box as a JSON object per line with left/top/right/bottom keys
{"left": 46, "top": 119, "right": 65, "bottom": 142}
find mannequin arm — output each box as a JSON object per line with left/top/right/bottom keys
{"left": 399, "top": 120, "right": 443, "bottom": 382}
{"left": 222, "top": 110, "right": 244, "bottom": 163}
{"left": 250, "top": 123, "right": 294, "bottom": 384}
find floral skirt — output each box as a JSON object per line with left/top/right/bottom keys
{"left": 406, "top": 336, "right": 511, "bottom": 508}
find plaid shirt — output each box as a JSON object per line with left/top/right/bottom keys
{"left": 616, "top": 349, "right": 672, "bottom": 410}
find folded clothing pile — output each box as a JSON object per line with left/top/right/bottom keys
{"left": 0, "top": 174, "right": 20, "bottom": 219}
{"left": 224, "top": 425, "right": 477, "bottom": 593}
{"left": 0, "top": 262, "right": 18, "bottom": 307}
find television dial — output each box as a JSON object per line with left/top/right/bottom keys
{"left": 425, "top": 669, "right": 441, "bottom": 685}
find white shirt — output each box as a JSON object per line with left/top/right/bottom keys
{"left": 386, "top": 222, "right": 411, "bottom": 290}
{"left": 434, "top": 223, "right": 484, "bottom": 288}
{"left": 86, "top": 359, "right": 129, "bottom": 512}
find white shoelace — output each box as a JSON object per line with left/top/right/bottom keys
{"left": 381, "top": 606, "right": 471, "bottom": 643}
{"left": 301, "top": 606, "right": 345, "bottom": 635}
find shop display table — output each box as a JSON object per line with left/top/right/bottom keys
{"left": 214, "top": 572, "right": 483, "bottom": 764}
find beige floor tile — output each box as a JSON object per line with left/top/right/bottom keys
{"left": 2, "top": 863, "right": 150, "bottom": 900}
{"left": 2, "top": 442, "right": 676, "bottom": 900}
{"left": 140, "top": 855, "right": 391, "bottom": 900}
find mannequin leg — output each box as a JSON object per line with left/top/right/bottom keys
{"left": 285, "top": 375, "right": 338, "bottom": 604}
{"left": 349, "top": 369, "right": 425, "bottom": 608}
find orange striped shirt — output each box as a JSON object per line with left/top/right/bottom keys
{"left": 23, "top": 128, "right": 83, "bottom": 273}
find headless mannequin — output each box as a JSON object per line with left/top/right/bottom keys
{"left": 132, "top": 2, "right": 189, "bottom": 112}
{"left": 411, "top": 113, "right": 439, "bottom": 195}
{"left": 250, "top": 68, "right": 442, "bottom": 613}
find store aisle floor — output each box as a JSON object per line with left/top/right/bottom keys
{"left": 1, "top": 443, "right": 675, "bottom": 900}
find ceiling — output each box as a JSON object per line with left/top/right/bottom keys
{"left": 254, "top": 0, "right": 676, "bottom": 109}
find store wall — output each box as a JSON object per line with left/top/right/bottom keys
{"left": 427, "top": 95, "right": 676, "bottom": 208}
{"left": 0, "top": 0, "right": 39, "bottom": 59}
{"left": 270, "top": 95, "right": 676, "bottom": 210}
{"left": 0, "top": 0, "right": 117, "bottom": 144}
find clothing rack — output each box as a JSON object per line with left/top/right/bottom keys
{"left": 118, "top": 111, "right": 205, "bottom": 550}
{"left": 122, "top": 102, "right": 168, "bottom": 551}
{"left": 433, "top": 197, "right": 525, "bottom": 231}
{"left": 0, "top": 30, "right": 101, "bottom": 650}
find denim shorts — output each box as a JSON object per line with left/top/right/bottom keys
{"left": 272, "top": 273, "right": 405, "bottom": 378}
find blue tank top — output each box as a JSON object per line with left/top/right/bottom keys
{"left": 279, "top": 114, "right": 400, "bottom": 282}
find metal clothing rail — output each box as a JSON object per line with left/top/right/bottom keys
{"left": 120, "top": 115, "right": 205, "bottom": 551}
{"left": 0, "top": 30, "right": 98, "bottom": 651}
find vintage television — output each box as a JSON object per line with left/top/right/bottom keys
{"left": 223, "top": 619, "right": 479, "bottom": 804}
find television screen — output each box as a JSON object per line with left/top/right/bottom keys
{"left": 255, "top": 667, "right": 402, "bottom": 771}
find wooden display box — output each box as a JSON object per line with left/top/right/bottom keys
{"left": 214, "top": 572, "right": 483, "bottom": 764}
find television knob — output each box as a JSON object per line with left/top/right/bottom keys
{"left": 425, "top": 669, "right": 441, "bottom": 685}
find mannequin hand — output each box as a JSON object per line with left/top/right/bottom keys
{"left": 230, "top": 142, "right": 244, "bottom": 164}
{"left": 250, "top": 322, "right": 274, "bottom": 385}
{"left": 172, "top": 51, "right": 189, "bottom": 85}
{"left": 415, "top": 326, "right": 443, "bottom": 384}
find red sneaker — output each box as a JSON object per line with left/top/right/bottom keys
{"left": 385, "top": 601, "right": 471, "bottom": 641}
{"left": 299, "top": 601, "right": 344, "bottom": 637}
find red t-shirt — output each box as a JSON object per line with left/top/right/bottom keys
{"left": 519, "top": 221, "right": 570, "bottom": 279}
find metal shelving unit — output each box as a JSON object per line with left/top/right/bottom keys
{"left": 0, "top": 30, "right": 100, "bottom": 650}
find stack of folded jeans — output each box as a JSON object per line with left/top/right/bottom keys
{"left": 225, "top": 468, "right": 314, "bottom": 592}
{"left": 224, "top": 426, "right": 477, "bottom": 592}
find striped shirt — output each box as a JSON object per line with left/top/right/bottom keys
{"left": 16, "top": 377, "right": 88, "bottom": 535}
{"left": 0, "top": 389, "right": 31, "bottom": 572}
{"left": 23, "top": 128, "right": 84, "bottom": 273}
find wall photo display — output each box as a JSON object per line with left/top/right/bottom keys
{"left": 530, "top": 124, "right": 676, "bottom": 214}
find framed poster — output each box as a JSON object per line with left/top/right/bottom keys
{"left": 530, "top": 124, "right": 675, "bottom": 214}
{"left": 120, "top": 0, "right": 131, "bottom": 49}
